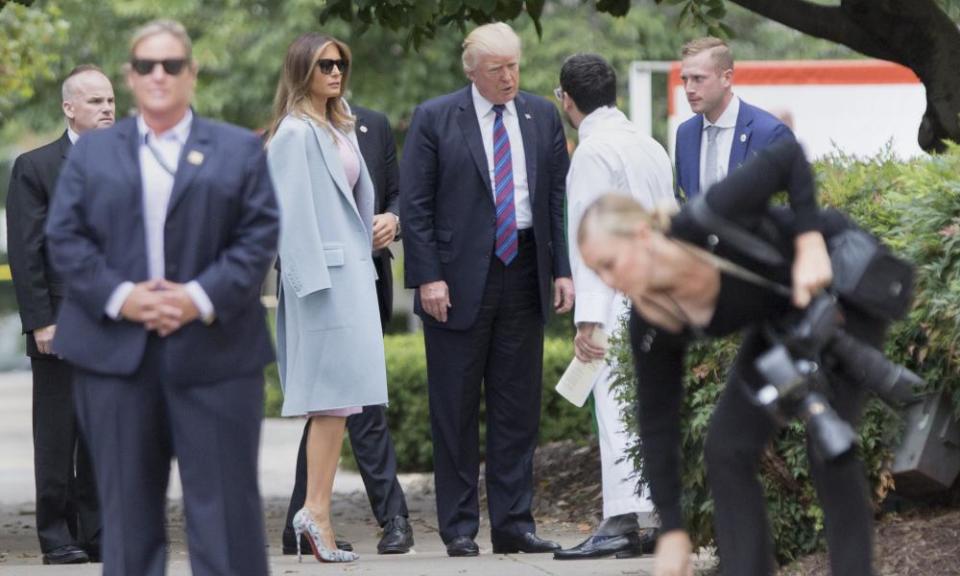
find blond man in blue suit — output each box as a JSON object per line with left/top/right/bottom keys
{"left": 675, "top": 37, "right": 794, "bottom": 201}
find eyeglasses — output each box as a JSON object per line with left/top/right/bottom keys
{"left": 130, "top": 58, "right": 189, "bottom": 76}
{"left": 553, "top": 87, "right": 564, "bottom": 101}
{"left": 316, "top": 59, "right": 348, "bottom": 75}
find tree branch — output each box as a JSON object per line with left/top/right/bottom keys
{"left": 730, "top": 0, "right": 899, "bottom": 63}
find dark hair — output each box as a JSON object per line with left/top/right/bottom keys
{"left": 559, "top": 53, "right": 616, "bottom": 115}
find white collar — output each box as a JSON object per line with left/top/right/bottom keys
{"left": 137, "top": 109, "right": 194, "bottom": 144}
{"left": 67, "top": 128, "right": 80, "bottom": 144}
{"left": 578, "top": 106, "right": 624, "bottom": 140}
{"left": 471, "top": 84, "right": 517, "bottom": 118}
{"left": 704, "top": 94, "right": 740, "bottom": 130}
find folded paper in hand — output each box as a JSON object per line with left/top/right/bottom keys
{"left": 555, "top": 329, "right": 608, "bottom": 407}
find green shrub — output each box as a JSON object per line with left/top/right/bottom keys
{"left": 608, "top": 146, "right": 960, "bottom": 564}
{"left": 264, "top": 331, "right": 594, "bottom": 472}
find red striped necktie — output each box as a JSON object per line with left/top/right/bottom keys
{"left": 492, "top": 104, "right": 518, "bottom": 265}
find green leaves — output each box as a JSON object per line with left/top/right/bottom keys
{"left": 0, "top": 2, "right": 69, "bottom": 125}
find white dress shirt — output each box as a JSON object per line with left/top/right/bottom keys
{"left": 699, "top": 95, "right": 740, "bottom": 194}
{"left": 105, "top": 110, "right": 214, "bottom": 321}
{"left": 471, "top": 84, "right": 532, "bottom": 229}
{"left": 566, "top": 106, "right": 676, "bottom": 327}
{"left": 67, "top": 128, "right": 79, "bottom": 144}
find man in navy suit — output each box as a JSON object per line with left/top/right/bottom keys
{"left": 674, "top": 37, "right": 794, "bottom": 201}
{"left": 45, "top": 19, "right": 278, "bottom": 576}
{"left": 401, "top": 22, "right": 575, "bottom": 557}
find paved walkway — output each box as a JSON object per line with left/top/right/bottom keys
{"left": 0, "top": 371, "right": 714, "bottom": 575}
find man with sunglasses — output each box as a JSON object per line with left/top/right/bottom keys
{"left": 46, "top": 19, "right": 278, "bottom": 576}
{"left": 7, "top": 63, "right": 114, "bottom": 566}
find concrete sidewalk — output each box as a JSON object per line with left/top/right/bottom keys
{"left": 0, "top": 371, "right": 713, "bottom": 574}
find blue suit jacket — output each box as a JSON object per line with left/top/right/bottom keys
{"left": 675, "top": 99, "right": 794, "bottom": 201}
{"left": 401, "top": 86, "right": 571, "bottom": 330}
{"left": 46, "top": 116, "right": 279, "bottom": 382}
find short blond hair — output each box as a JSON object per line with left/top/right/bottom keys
{"left": 462, "top": 22, "right": 521, "bottom": 75}
{"left": 129, "top": 19, "right": 193, "bottom": 60}
{"left": 681, "top": 37, "right": 733, "bottom": 73}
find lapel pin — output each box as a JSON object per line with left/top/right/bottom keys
{"left": 739, "top": 133, "right": 747, "bottom": 143}
{"left": 359, "top": 125, "right": 368, "bottom": 133}
{"left": 524, "top": 113, "right": 532, "bottom": 120}
{"left": 187, "top": 150, "right": 204, "bottom": 166}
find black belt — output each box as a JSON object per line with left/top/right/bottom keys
{"left": 517, "top": 228, "right": 534, "bottom": 242}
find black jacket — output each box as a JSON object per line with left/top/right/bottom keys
{"left": 6, "top": 132, "right": 70, "bottom": 357}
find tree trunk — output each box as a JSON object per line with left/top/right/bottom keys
{"left": 732, "top": 0, "right": 960, "bottom": 152}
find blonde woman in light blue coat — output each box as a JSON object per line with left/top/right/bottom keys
{"left": 265, "top": 33, "right": 387, "bottom": 564}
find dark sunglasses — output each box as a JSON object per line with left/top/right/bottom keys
{"left": 130, "top": 58, "right": 189, "bottom": 76}
{"left": 316, "top": 59, "right": 348, "bottom": 75}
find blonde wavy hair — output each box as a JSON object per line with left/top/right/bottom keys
{"left": 577, "top": 193, "right": 676, "bottom": 247}
{"left": 265, "top": 33, "right": 354, "bottom": 142}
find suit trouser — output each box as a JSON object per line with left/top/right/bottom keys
{"left": 703, "top": 310, "right": 883, "bottom": 576}
{"left": 32, "top": 356, "right": 100, "bottom": 553}
{"left": 593, "top": 362, "right": 654, "bottom": 522}
{"left": 424, "top": 235, "right": 544, "bottom": 544}
{"left": 73, "top": 339, "right": 268, "bottom": 576}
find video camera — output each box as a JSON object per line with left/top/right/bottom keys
{"left": 753, "top": 292, "right": 923, "bottom": 460}
{"left": 690, "top": 198, "right": 959, "bottom": 490}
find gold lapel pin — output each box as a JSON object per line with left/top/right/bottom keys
{"left": 359, "top": 125, "right": 368, "bottom": 133}
{"left": 187, "top": 150, "right": 204, "bottom": 166}
{"left": 739, "top": 133, "right": 747, "bottom": 143}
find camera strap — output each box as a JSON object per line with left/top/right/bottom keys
{"left": 689, "top": 197, "right": 788, "bottom": 267}
{"left": 676, "top": 241, "right": 793, "bottom": 299}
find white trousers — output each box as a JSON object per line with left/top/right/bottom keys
{"left": 593, "top": 362, "right": 656, "bottom": 525}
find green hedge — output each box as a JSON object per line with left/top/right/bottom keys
{"left": 608, "top": 145, "right": 960, "bottom": 565}
{"left": 265, "top": 331, "right": 595, "bottom": 472}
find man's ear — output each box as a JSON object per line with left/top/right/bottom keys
{"left": 62, "top": 101, "right": 74, "bottom": 121}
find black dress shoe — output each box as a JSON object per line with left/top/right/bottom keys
{"left": 492, "top": 532, "right": 561, "bottom": 554}
{"left": 638, "top": 528, "right": 657, "bottom": 555}
{"left": 445, "top": 536, "right": 479, "bottom": 557}
{"left": 282, "top": 535, "right": 353, "bottom": 555}
{"left": 554, "top": 531, "right": 643, "bottom": 560}
{"left": 43, "top": 545, "right": 89, "bottom": 565}
{"left": 377, "top": 515, "right": 414, "bottom": 554}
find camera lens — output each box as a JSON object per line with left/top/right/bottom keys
{"left": 799, "top": 392, "right": 857, "bottom": 460}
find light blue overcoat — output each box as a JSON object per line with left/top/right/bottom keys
{"left": 267, "top": 114, "right": 387, "bottom": 416}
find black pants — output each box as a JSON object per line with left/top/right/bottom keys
{"left": 704, "top": 310, "right": 884, "bottom": 576}
{"left": 32, "top": 356, "right": 100, "bottom": 554}
{"left": 424, "top": 234, "right": 544, "bottom": 544}
{"left": 73, "top": 340, "right": 268, "bottom": 576}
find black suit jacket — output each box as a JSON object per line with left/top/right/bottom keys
{"left": 6, "top": 132, "right": 70, "bottom": 358}
{"left": 46, "top": 116, "right": 279, "bottom": 381}
{"left": 401, "top": 86, "right": 572, "bottom": 330}
{"left": 353, "top": 105, "right": 400, "bottom": 323}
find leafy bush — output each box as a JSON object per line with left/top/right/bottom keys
{"left": 265, "top": 331, "right": 594, "bottom": 472}
{"left": 608, "top": 146, "right": 960, "bottom": 564}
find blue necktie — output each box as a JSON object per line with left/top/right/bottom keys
{"left": 492, "top": 104, "right": 518, "bottom": 265}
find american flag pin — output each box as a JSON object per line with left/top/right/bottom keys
{"left": 360, "top": 125, "right": 368, "bottom": 133}
{"left": 187, "top": 150, "right": 204, "bottom": 165}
